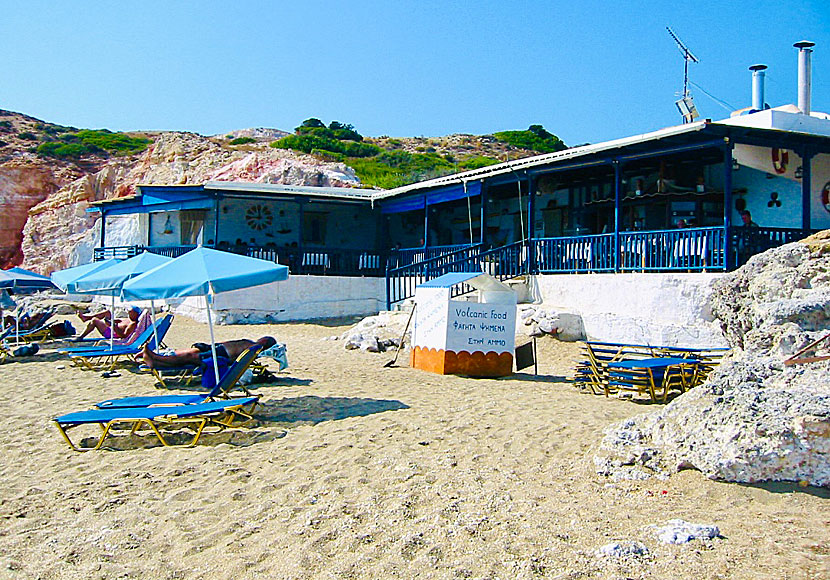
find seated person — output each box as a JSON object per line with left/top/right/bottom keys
{"left": 77, "top": 306, "right": 141, "bottom": 340}
{"left": 140, "top": 336, "right": 276, "bottom": 368}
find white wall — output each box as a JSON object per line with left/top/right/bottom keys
{"left": 174, "top": 275, "right": 386, "bottom": 324}
{"left": 531, "top": 273, "right": 728, "bottom": 347}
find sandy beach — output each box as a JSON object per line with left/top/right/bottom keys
{"left": 0, "top": 314, "right": 827, "bottom": 580}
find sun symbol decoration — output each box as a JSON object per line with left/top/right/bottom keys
{"left": 245, "top": 204, "right": 273, "bottom": 231}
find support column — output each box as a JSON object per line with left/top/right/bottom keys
{"left": 99, "top": 211, "right": 107, "bottom": 249}
{"left": 801, "top": 149, "right": 813, "bottom": 233}
{"left": 613, "top": 160, "right": 622, "bottom": 272}
{"left": 423, "top": 206, "right": 429, "bottom": 247}
{"left": 213, "top": 196, "right": 221, "bottom": 247}
{"left": 526, "top": 173, "right": 536, "bottom": 274}
{"left": 480, "top": 184, "right": 486, "bottom": 244}
{"left": 723, "top": 141, "right": 734, "bottom": 269}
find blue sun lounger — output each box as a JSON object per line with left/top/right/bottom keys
{"left": 60, "top": 314, "right": 174, "bottom": 371}
{"left": 53, "top": 396, "right": 260, "bottom": 451}
{"left": 96, "top": 344, "right": 264, "bottom": 409}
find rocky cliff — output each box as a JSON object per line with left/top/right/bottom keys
{"left": 594, "top": 231, "right": 830, "bottom": 487}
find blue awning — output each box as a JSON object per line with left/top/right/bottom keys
{"left": 426, "top": 181, "right": 482, "bottom": 206}
{"left": 380, "top": 181, "right": 482, "bottom": 214}
{"left": 380, "top": 195, "right": 426, "bottom": 214}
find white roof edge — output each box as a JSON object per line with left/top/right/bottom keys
{"left": 372, "top": 121, "right": 709, "bottom": 200}
{"left": 202, "top": 181, "right": 378, "bottom": 199}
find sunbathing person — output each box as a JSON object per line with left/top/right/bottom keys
{"left": 77, "top": 306, "right": 141, "bottom": 339}
{"left": 141, "top": 336, "right": 276, "bottom": 368}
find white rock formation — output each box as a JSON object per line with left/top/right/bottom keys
{"left": 594, "top": 232, "right": 830, "bottom": 487}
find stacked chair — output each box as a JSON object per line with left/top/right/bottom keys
{"left": 573, "top": 341, "right": 729, "bottom": 403}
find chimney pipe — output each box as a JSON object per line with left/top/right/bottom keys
{"left": 749, "top": 64, "right": 767, "bottom": 111}
{"left": 794, "top": 40, "right": 815, "bottom": 115}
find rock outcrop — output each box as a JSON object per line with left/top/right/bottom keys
{"left": 594, "top": 231, "right": 830, "bottom": 487}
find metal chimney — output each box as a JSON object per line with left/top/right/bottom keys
{"left": 749, "top": 64, "right": 767, "bottom": 111}
{"left": 794, "top": 40, "right": 815, "bottom": 115}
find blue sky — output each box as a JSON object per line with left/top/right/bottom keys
{"left": 1, "top": 0, "right": 828, "bottom": 145}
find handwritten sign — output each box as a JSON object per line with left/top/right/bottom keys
{"left": 445, "top": 302, "right": 516, "bottom": 354}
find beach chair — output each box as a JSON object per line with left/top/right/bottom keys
{"left": 0, "top": 326, "right": 12, "bottom": 364}
{"left": 607, "top": 365, "right": 661, "bottom": 403}
{"left": 53, "top": 396, "right": 260, "bottom": 451}
{"left": 13, "top": 310, "right": 58, "bottom": 343}
{"left": 661, "top": 362, "right": 701, "bottom": 398}
{"left": 61, "top": 314, "right": 174, "bottom": 371}
{"left": 98, "top": 344, "right": 264, "bottom": 408}
{"left": 68, "top": 309, "right": 152, "bottom": 347}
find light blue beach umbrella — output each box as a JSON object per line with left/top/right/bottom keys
{"left": 50, "top": 259, "right": 122, "bottom": 293}
{"left": 71, "top": 252, "right": 173, "bottom": 348}
{"left": 51, "top": 258, "right": 123, "bottom": 348}
{"left": 0, "top": 267, "right": 56, "bottom": 343}
{"left": 122, "top": 247, "right": 289, "bottom": 384}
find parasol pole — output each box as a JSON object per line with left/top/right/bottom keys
{"left": 150, "top": 300, "right": 159, "bottom": 350}
{"left": 110, "top": 293, "right": 116, "bottom": 349}
{"left": 205, "top": 290, "right": 220, "bottom": 385}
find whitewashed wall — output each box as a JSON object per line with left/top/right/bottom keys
{"left": 531, "top": 273, "right": 728, "bottom": 347}
{"left": 174, "top": 275, "right": 386, "bottom": 324}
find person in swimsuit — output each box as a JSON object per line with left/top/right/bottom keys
{"left": 140, "top": 336, "right": 276, "bottom": 368}
{"left": 77, "top": 306, "right": 141, "bottom": 340}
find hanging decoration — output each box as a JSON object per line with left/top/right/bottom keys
{"left": 245, "top": 204, "right": 274, "bottom": 231}
{"left": 162, "top": 215, "right": 174, "bottom": 235}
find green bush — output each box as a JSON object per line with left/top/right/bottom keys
{"left": 458, "top": 155, "right": 499, "bottom": 170}
{"left": 36, "top": 141, "right": 95, "bottom": 158}
{"left": 229, "top": 136, "right": 256, "bottom": 145}
{"left": 493, "top": 124, "right": 566, "bottom": 153}
{"left": 0, "top": 121, "right": 11, "bottom": 130}
{"left": 18, "top": 132, "right": 37, "bottom": 140}
{"left": 36, "top": 129, "right": 150, "bottom": 159}
{"left": 310, "top": 148, "right": 345, "bottom": 162}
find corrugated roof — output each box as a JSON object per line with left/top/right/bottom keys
{"left": 203, "top": 181, "right": 378, "bottom": 200}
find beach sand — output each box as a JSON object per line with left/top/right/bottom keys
{"left": 0, "top": 314, "right": 827, "bottom": 579}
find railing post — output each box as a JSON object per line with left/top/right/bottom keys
{"left": 613, "top": 159, "right": 622, "bottom": 272}
{"left": 723, "top": 140, "right": 734, "bottom": 269}
{"left": 526, "top": 174, "right": 536, "bottom": 274}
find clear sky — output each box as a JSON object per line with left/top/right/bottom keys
{"left": 1, "top": 0, "right": 828, "bottom": 146}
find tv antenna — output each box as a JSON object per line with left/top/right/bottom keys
{"left": 667, "top": 26, "right": 700, "bottom": 123}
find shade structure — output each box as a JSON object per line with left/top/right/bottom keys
{"left": 0, "top": 267, "right": 56, "bottom": 291}
{"left": 122, "top": 247, "right": 289, "bottom": 384}
{"left": 72, "top": 252, "right": 172, "bottom": 294}
{"left": 51, "top": 259, "right": 121, "bottom": 293}
{"left": 121, "top": 247, "right": 288, "bottom": 300}
{"left": 71, "top": 252, "right": 174, "bottom": 349}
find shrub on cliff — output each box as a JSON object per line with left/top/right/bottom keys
{"left": 493, "top": 124, "right": 566, "bottom": 153}
{"left": 36, "top": 129, "right": 150, "bottom": 159}
{"left": 229, "top": 136, "right": 256, "bottom": 145}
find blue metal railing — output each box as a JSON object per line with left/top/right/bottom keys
{"left": 618, "top": 227, "right": 727, "bottom": 272}
{"left": 388, "top": 244, "right": 474, "bottom": 268}
{"left": 534, "top": 234, "right": 616, "bottom": 273}
{"left": 385, "top": 243, "right": 487, "bottom": 308}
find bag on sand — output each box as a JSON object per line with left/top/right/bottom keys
{"left": 49, "top": 320, "right": 75, "bottom": 338}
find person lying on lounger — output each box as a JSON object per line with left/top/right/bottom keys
{"left": 77, "top": 306, "right": 141, "bottom": 340}
{"left": 140, "top": 336, "right": 277, "bottom": 368}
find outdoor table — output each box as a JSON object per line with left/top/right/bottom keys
{"left": 607, "top": 356, "right": 701, "bottom": 402}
